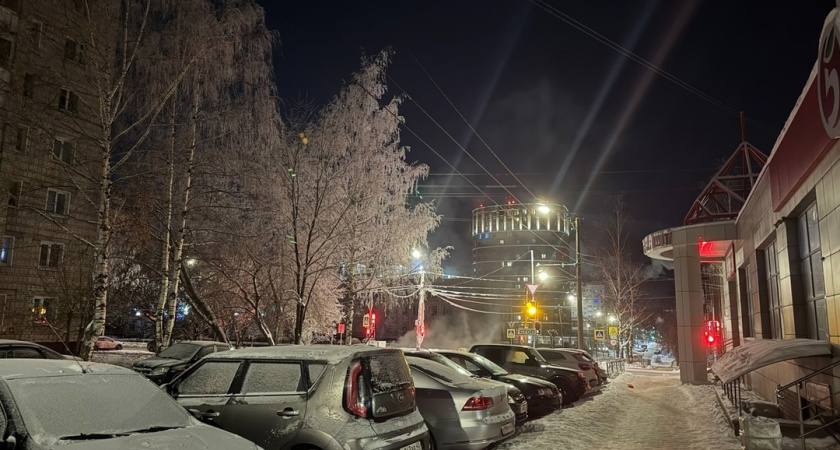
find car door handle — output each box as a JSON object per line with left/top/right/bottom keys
{"left": 202, "top": 411, "right": 220, "bottom": 418}
{"left": 277, "top": 408, "right": 300, "bottom": 417}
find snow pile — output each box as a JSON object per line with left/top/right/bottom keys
{"left": 711, "top": 339, "right": 832, "bottom": 384}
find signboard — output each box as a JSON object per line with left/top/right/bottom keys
{"left": 517, "top": 328, "right": 540, "bottom": 335}
{"left": 506, "top": 328, "right": 516, "bottom": 339}
{"left": 526, "top": 283, "right": 539, "bottom": 296}
{"left": 610, "top": 339, "right": 617, "bottom": 346}
{"left": 362, "top": 314, "right": 370, "bottom": 328}
{"left": 608, "top": 326, "right": 619, "bottom": 337}
{"left": 594, "top": 329, "right": 605, "bottom": 340}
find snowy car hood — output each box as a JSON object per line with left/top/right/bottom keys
{"left": 47, "top": 425, "right": 260, "bottom": 449}
{"left": 497, "top": 373, "right": 556, "bottom": 389}
{"left": 132, "top": 356, "right": 181, "bottom": 369}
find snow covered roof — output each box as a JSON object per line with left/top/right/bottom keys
{"left": 711, "top": 339, "right": 835, "bottom": 384}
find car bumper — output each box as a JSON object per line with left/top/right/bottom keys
{"left": 431, "top": 410, "right": 515, "bottom": 449}
{"left": 526, "top": 396, "right": 562, "bottom": 417}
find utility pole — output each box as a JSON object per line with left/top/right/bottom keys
{"left": 575, "top": 216, "right": 584, "bottom": 350}
{"left": 415, "top": 268, "right": 425, "bottom": 350}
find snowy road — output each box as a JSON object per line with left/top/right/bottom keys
{"left": 495, "top": 369, "right": 742, "bottom": 450}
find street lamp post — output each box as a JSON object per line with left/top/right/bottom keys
{"left": 574, "top": 216, "right": 584, "bottom": 350}
{"left": 413, "top": 249, "right": 426, "bottom": 350}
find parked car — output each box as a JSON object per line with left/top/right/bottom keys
{"left": 95, "top": 335, "right": 124, "bottom": 350}
{"left": 470, "top": 344, "right": 589, "bottom": 405}
{"left": 0, "top": 359, "right": 260, "bottom": 449}
{"left": 165, "top": 345, "right": 429, "bottom": 450}
{"left": 402, "top": 348, "right": 528, "bottom": 425}
{"left": 553, "top": 347, "right": 609, "bottom": 383}
{"left": 405, "top": 355, "right": 516, "bottom": 449}
{"left": 132, "top": 340, "right": 230, "bottom": 384}
{"left": 436, "top": 349, "right": 563, "bottom": 418}
{"left": 537, "top": 348, "right": 601, "bottom": 388}
{"left": 0, "top": 339, "right": 69, "bottom": 359}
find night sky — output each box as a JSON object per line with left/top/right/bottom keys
{"left": 257, "top": 1, "right": 836, "bottom": 275}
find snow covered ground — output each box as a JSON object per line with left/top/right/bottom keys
{"left": 495, "top": 368, "right": 742, "bottom": 450}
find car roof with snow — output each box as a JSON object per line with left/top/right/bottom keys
{"left": 0, "top": 359, "right": 135, "bottom": 380}
{"left": 205, "top": 344, "right": 402, "bottom": 364}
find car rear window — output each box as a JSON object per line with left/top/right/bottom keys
{"left": 241, "top": 362, "right": 302, "bottom": 393}
{"left": 368, "top": 352, "right": 412, "bottom": 394}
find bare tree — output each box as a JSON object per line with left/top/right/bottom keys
{"left": 591, "top": 196, "right": 652, "bottom": 358}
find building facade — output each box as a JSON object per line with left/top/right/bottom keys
{"left": 471, "top": 202, "right": 575, "bottom": 339}
{"left": 0, "top": 1, "right": 110, "bottom": 346}
{"left": 644, "top": 4, "right": 840, "bottom": 403}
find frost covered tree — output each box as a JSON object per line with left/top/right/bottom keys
{"left": 591, "top": 196, "right": 652, "bottom": 358}
{"left": 279, "top": 50, "right": 443, "bottom": 345}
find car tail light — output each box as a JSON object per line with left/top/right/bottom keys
{"left": 577, "top": 371, "right": 586, "bottom": 379}
{"left": 578, "top": 363, "right": 592, "bottom": 371}
{"left": 344, "top": 361, "right": 367, "bottom": 418}
{"left": 462, "top": 395, "right": 495, "bottom": 411}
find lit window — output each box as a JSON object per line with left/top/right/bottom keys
{"left": 64, "top": 39, "right": 85, "bottom": 64}
{"left": 38, "top": 243, "right": 62, "bottom": 269}
{"left": 500, "top": 239, "right": 505, "bottom": 244}
{"left": 541, "top": 253, "right": 547, "bottom": 259}
{"left": 58, "top": 89, "right": 78, "bottom": 112}
{"left": 797, "top": 204, "right": 827, "bottom": 340}
{"left": 53, "top": 138, "right": 73, "bottom": 163}
{"left": 46, "top": 189, "right": 69, "bottom": 215}
{"left": 32, "top": 297, "right": 54, "bottom": 323}
{"left": 505, "top": 261, "right": 512, "bottom": 267}
{"left": 0, "top": 236, "right": 13, "bottom": 265}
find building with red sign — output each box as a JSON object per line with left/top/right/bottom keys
{"left": 644, "top": 4, "right": 840, "bottom": 407}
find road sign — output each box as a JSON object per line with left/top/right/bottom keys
{"left": 508, "top": 321, "right": 517, "bottom": 327}
{"left": 517, "top": 328, "right": 540, "bottom": 335}
{"left": 608, "top": 326, "right": 619, "bottom": 337}
{"left": 610, "top": 339, "right": 617, "bottom": 346}
{"left": 526, "top": 283, "right": 539, "bottom": 295}
{"left": 362, "top": 314, "right": 370, "bottom": 328}
{"left": 506, "top": 328, "right": 516, "bottom": 339}
{"left": 594, "top": 329, "right": 605, "bottom": 340}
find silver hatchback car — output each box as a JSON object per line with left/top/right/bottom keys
{"left": 165, "top": 345, "right": 429, "bottom": 450}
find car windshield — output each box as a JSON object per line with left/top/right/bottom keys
{"left": 8, "top": 373, "right": 192, "bottom": 446}
{"left": 468, "top": 354, "right": 508, "bottom": 376}
{"left": 158, "top": 343, "right": 201, "bottom": 360}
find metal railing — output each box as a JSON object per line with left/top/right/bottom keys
{"left": 775, "top": 360, "right": 840, "bottom": 449}
{"left": 720, "top": 375, "right": 744, "bottom": 435}
{"left": 601, "top": 359, "right": 625, "bottom": 378}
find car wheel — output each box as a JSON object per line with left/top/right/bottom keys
{"left": 552, "top": 377, "right": 579, "bottom": 406}
{"left": 115, "top": 344, "right": 123, "bottom": 350}
{"left": 147, "top": 342, "right": 156, "bottom": 352}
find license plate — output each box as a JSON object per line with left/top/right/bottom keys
{"left": 400, "top": 441, "right": 422, "bottom": 450}
{"left": 502, "top": 422, "right": 515, "bottom": 435}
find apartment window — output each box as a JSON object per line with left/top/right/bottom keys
{"left": 46, "top": 189, "right": 69, "bottom": 215}
{"left": 0, "top": 37, "right": 12, "bottom": 70}
{"left": 0, "top": 0, "right": 21, "bottom": 13}
{"left": 23, "top": 73, "right": 35, "bottom": 97}
{"left": 505, "top": 261, "right": 512, "bottom": 267}
{"left": 32, "top": 297, "right": 55, "bottom": 324}
{"left": 764, "top": 241, "right": 783, "bottom": 339}
{"left": 29, "top": 20, "right": 43, "bottom": 48}
{"left": 541, "top": 253, "right": 547, "bottom": 259}
{"left": 64, "top": 39, "right": 85, "bottom": 64}
{"left": 7, "top": 181, "right": 21, "bottom": 207}
{"left": 52, "top": 138, "right": 73, "bottom": 163}
{"left": 14, "top": 126, "right": 27, "bottom": 152}
{"left": 499, "top": 239, "right": 505, "bottom": 245}
{"left": 738, "top": 266, "right": 754, "bottom": 338}
{"left": 0, "top": 236, "right": 12, "bottom": 265}
{"left": 798, "top": 204, "right": 828, "bottom": 340}
{"left": 38, "top": 243, "right": 62, "bottom": 269}
{"left": 58, "top": 89, "right": 78, "bottom": 112}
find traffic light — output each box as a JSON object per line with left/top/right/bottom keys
{"left": 366, "top": 312, "right": 376, "bottom": 339}
{"left": 525, "top": 302, "right": 537, "bottom": 317}
{"left": 704, "top": 320, "right": 720, "bottom": 346}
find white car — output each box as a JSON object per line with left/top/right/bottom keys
{"left": 95, "top": 336, "right": 124, "bottom": 350}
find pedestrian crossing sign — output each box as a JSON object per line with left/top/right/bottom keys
{"left": 608, "top": 326, "right": 619, "bottom": 337}
{"left": 594, "top": 329, "right": 606, "bottom": 340}
{"left": 506, "top": 328, "right": 516, "bottom": 339}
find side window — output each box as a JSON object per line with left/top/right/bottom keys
{"left": 241, "top": 362, "right": 302, "bottom": 393}
{"left": 307, "top": 363, "right": 326, "bottom": 386}
{"left": 511, "top": 350, "right": 529, "bottom": 364}
{"left": 10, "top": 347, "right": 43, "bottom": 358}
{"left": 196, "top": 346, "right": 216, "bottom": 360}
{"left": 178, "top": 361, "right": 240, "bottom": 396}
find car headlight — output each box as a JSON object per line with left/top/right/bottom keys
{"left": 151, "top": 367, "right": 170, "bottom": 375}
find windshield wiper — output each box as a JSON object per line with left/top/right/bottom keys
{"left": 126, "top": 426, "right": 182, "bottom": 434}
{"left": 60, "top": 432, "right": 129, "bottom": 440}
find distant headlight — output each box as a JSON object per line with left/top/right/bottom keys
{"left": 151, "top": 367, "right": 170, "bottom": 375}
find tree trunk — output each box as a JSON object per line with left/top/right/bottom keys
{"left": 154, "top": 97, "right": 177, "bottom": 353}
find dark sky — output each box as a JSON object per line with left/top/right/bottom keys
{"left": 258, "top": 1, "right": 836, "bottom": 274}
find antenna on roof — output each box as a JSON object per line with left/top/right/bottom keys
{"left": 42, "top": 318, "right": 89, "bottom": 374}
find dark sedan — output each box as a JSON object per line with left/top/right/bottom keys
{"left": 436, "top": 349, "right": 563, "bottom": 418}
{"left": 131, "top": 340, "right": 230, "bottom": 384}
